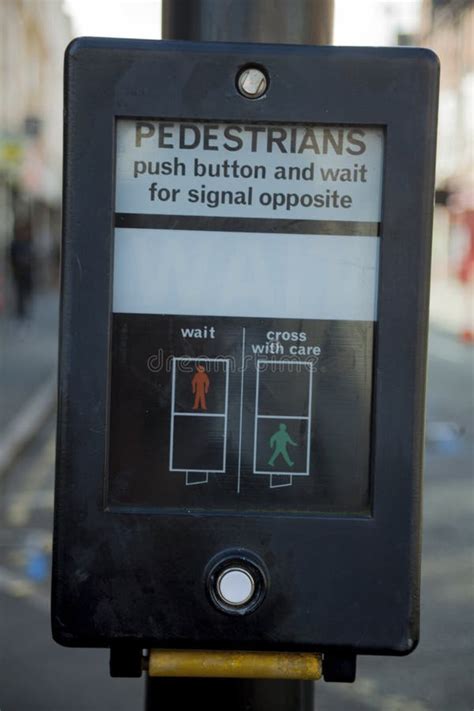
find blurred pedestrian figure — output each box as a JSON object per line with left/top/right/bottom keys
{"left": 51, "top": 241, "right": 61, "bottom": 287}
{"left": 9, "top": 218, "right": 34, "bottom": 319}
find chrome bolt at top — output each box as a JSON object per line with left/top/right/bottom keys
{"left": 237, "top": 67, "right": 268, "bottom": 99}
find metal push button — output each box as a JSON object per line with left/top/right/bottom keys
{"left": 216, "top": 567, "right": 256, "bottom": 607}
{"left": 207, "top": 553, "right": 267, "bottom": 615}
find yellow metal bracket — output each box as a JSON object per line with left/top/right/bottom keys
{"left": 147, "top": 649, "right": 322, "bottom": 680}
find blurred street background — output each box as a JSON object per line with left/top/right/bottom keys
{"left": 0, "top": 1, "right": 473, "bottom": 709}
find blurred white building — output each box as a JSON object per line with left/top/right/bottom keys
{"left": 337, "top": 0, "right": 474, "bottom": 335}
{"left": 420, "top": 0, "right": 474, "bottom": 194}
{"left": 0, "top": 0, "right": 73, "bottom": 295}
{"left": 419, "top": 0, "right": 474, "bottom": 337}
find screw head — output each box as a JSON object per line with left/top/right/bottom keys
{"left": 237, "top": 67, "right": 268, "bottom": 99}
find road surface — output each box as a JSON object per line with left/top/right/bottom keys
{"left": 0, "top": 326, "right": 472, "bottom": 710}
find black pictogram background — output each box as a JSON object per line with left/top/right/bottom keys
{"left": 108, "top": 314, "right": 373, "bottom": 514}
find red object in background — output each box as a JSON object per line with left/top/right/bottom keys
{"left": 448, "top": 192, "right": 474, "bottom": 343}
{"left": 456, "top": 210, "right": 474, "bottom": 343}
{"left": 457, "top": 210, "right": 474, "bottom": 284}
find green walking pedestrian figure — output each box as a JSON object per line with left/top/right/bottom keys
{"left": 268, "top": 423, "right": 298, "bottom": 467}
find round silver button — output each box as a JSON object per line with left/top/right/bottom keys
{"left": 216, "top": 567, "right": 255, "bottom": 607}
{"left": 237, "top": 67, "right": 268, "bottom": 99}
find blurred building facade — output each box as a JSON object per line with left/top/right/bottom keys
{"left": 418, "top": 0, "right": 474, "bottom": 337}
{"left": 420, "top": 0, "right": 473, "bottom": 194}
{"left": 0, "top": 0, "right": 73, "bottom": 308}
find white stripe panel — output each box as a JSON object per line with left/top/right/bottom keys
{"left": 113, "top": 228, "right": 379, "bottom": 321}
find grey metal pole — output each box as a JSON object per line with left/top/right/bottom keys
{"left": 162, "top": 0, "right": 333, "bottom": 45}
{"left": 147, "top": 1, "right": 334, "bottom": 709}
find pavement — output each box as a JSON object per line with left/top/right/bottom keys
{"left": 0, "top": 323, "right": 472, "bottom": 710}
{"left": 0, "top": 279, "right": 472, "bottom": 709}
{"left": 318, "top": 326, "right": 474, "bottom": 711}
{"left": 0, "top": 416, "right": 145, "bottom": 711}
{"left": 0, "top": 290, "right": 58, "bottom": 475}
{"left": 429, "top": 275, "right": 473, "bottom": 339}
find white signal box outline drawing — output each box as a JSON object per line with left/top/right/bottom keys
{"left": 253, "top": 360, "right": 313, "bottom": 487}
{"left": 169, "top": 357, "right": 230, "bottom": 484}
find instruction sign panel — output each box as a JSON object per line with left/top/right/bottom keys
{"left": 108, "top": 119, "right": 384, "bottom": 514}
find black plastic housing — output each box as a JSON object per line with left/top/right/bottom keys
{"left": 52, "top": 38, "right": 438, "bottom": 656}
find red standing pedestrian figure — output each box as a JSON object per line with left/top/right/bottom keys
{"left": 192, "top": 365, "right": 210, "bottom": 411}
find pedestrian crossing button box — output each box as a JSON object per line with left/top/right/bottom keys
{"left": 53, "top": 37, "right": 439, "bottom": 671}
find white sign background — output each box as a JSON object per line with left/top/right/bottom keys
{"left": 113, "top": 228, "right": 379, "bottom": 321}
{"left": 113, "top": 120, "right": 384, "bottom": 321}
{"left": 115, "top": 120, "right": 384, "bottom": 223}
